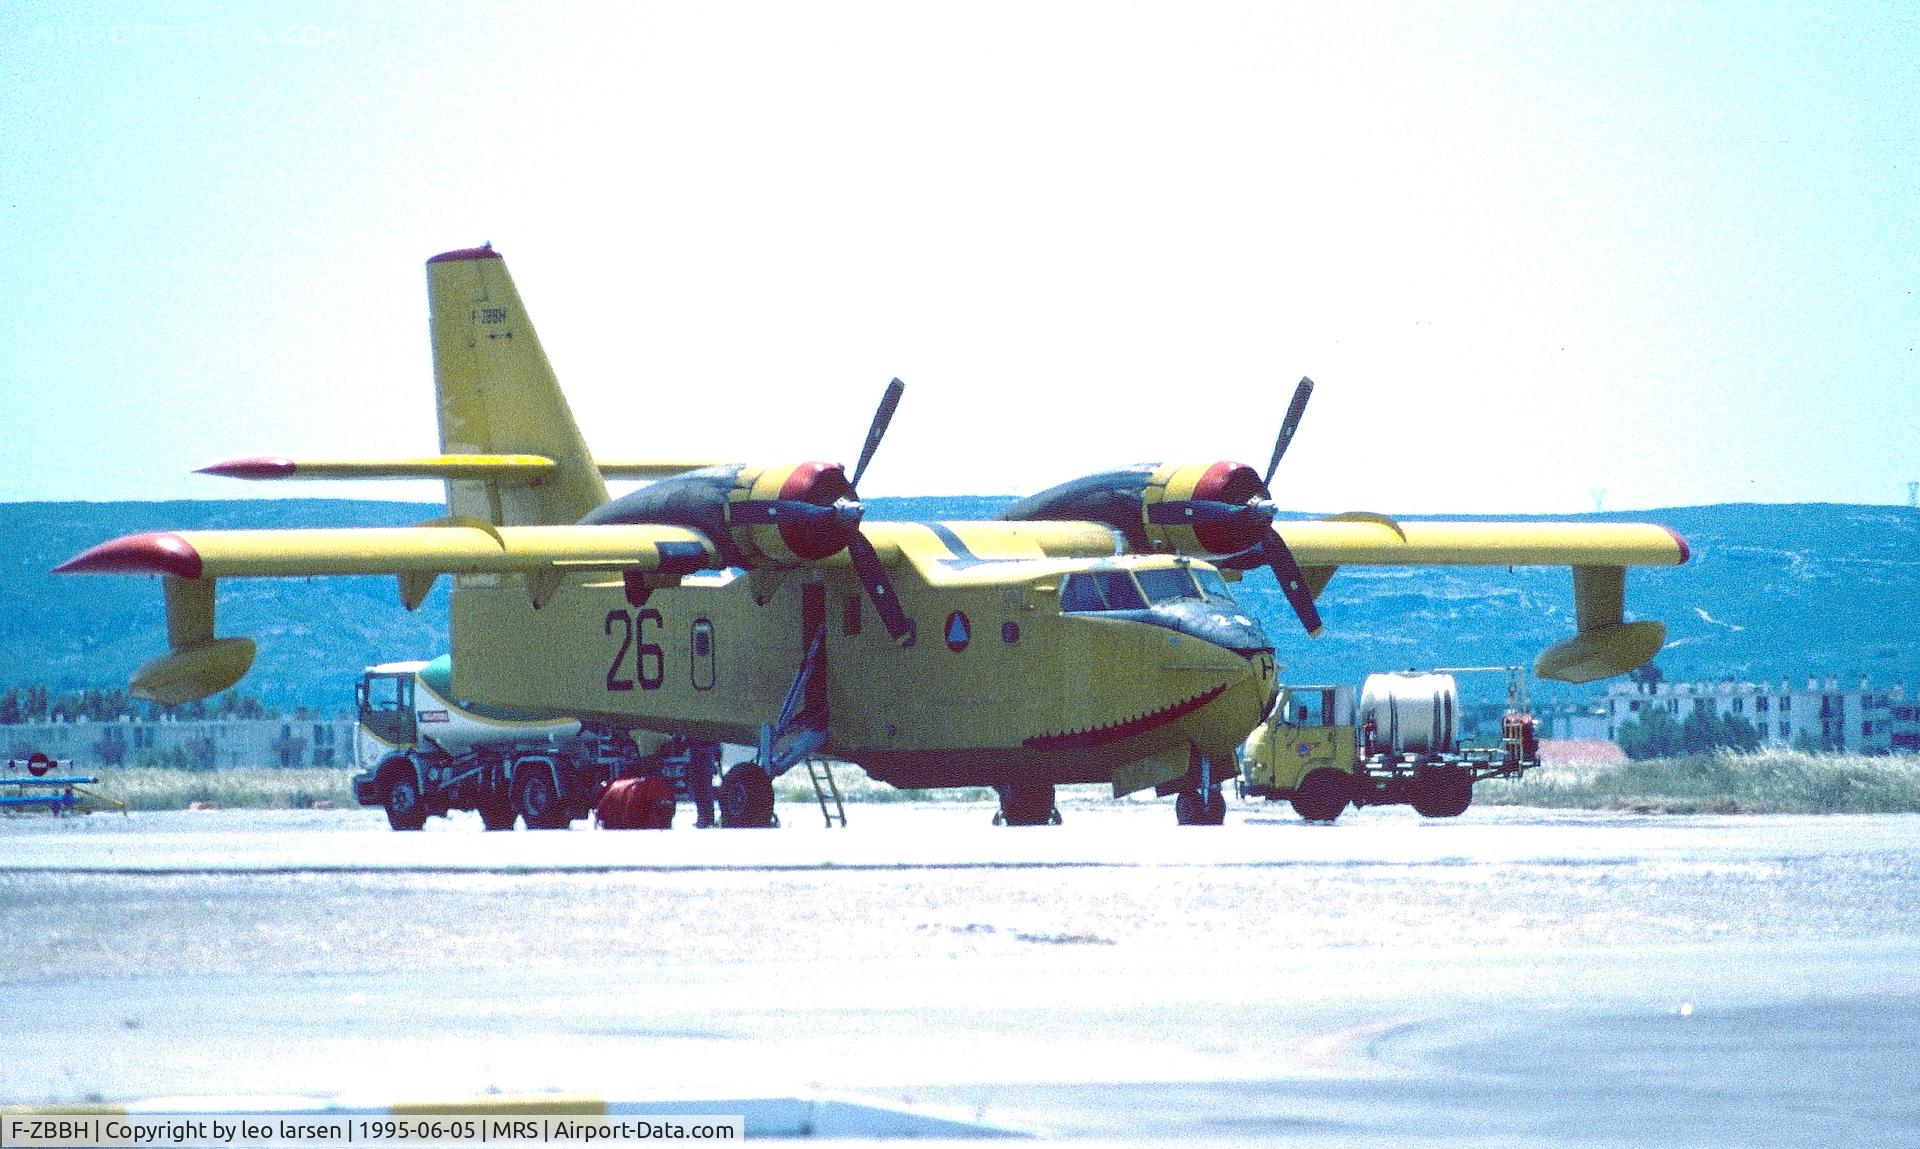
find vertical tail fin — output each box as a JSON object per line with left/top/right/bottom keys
{"left": 425, "top": 246, "right": 608, "bottom": 525}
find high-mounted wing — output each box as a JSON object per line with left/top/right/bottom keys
{"left": 1270, "top": 517, "right": 1690, "bottom": 684}
{"left": 55, "top": 523, "right": 717, "bottom": 704}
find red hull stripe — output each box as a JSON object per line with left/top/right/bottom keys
{"left": 1023, "top": 682, "right": 1228, "bottom": 752}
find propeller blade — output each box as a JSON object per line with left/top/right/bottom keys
{"left": 846, "top": 531, "right": 914, "bottom": 643}
{"left": 1262, "top": 530, "right": 1324, "bottom": 637}
{"left": 1146, "top": 500, "right": 1270, "bottom": 529}
{"left": 1264, "top": 376, "right": 1315, "bottom": 486}
{"left": 725, "top": 499, "right": 846, "bottom": 530}
{"left": 849, "top": 377, "right": 905, "bottom": 489}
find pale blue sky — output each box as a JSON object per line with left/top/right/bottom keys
{"left": 4, "top": 2, "right": 1915, "bottom": 513}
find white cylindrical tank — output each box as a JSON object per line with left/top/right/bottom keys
{"left": 1358, "top": 672, "right": 1458, "bottom": 755}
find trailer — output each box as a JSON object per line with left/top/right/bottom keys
{"left": 348, "top": 657, "right": 720, "bottom": 831}
{"left": 1238, "top": 668, "right": 1540, "bottom": 822}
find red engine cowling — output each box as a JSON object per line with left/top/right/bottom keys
{"left": 1000, "top": 460, "right": 1273, "bottom": 560}
{"left": 1140, "top": 461, "right": 1271, "bottom": 557}
{"left": 580, "top": 461, "right": 860, "bottom": 570}
{"left": 726, "top": 461, "right": 857, "bottom": 565}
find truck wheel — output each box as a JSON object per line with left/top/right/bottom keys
{"left": 719, "top": 763, "right": 776, "bottom": 828}
{"left": 1412, "top": 766, "right": 1474, "bottom": 818}
{"left": 478, "top": 798, "right": 516, "bottom": 832}
{"left": 514, "top": 765, "right": 571, "bottom": 830}
{"left": 1292, "top": 768, "right": 1351, "bottom": 823}
{"left": 383, "top": 773, "right": 427, "bottom": 832}
{"left": 996, "top": 783, "right": 1056, "bottom": 827}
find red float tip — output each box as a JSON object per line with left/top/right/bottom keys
{"left": 1664, "top": 527, "right": 1691, "bottom": 564}
{"left": 196, "top": 456, "right": 296, "bottom": 480}
{"left": 55, "top": 533, "right": 203, "bottom": 579}
{"left": 427, "top": 245, "right": 502, "bottom": 264}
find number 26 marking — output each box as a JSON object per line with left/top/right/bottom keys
{"left": 604, "top": 609, "right": 665, "bottom": 691}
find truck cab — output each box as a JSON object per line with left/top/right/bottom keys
{"left": 1240, "top": 684, "right": 1357, "bottom": 793}
{"left": 354, "top": 661, "right": 425, "bottom": 759}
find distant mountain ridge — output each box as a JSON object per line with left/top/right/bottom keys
{"left": 6, "top": 499, "right": 1916, "bottom": 711}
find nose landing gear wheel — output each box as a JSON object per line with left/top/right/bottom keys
{"left": 1174, "top": 788, "right": 1227, "bottom": 825}
{"left": 994, "top": 783, "right": 1059, "bottom": 826}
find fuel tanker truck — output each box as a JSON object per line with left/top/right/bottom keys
{"left": 350, "top": 657, "right": 718, "bottom": 830}
{"left": 1238, "top": 668, "right": 1540, "bottom": 822}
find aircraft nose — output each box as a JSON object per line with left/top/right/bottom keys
{"left": 1151, "top": 599, "right": 1273, "bottom": 658}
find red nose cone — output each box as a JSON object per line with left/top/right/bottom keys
{"left": 196, "top": 456, "right": 296, "bottom": 480}
{"left": 55, "top": 533, "right": 204, "bottom": 579}
{"left": 774, "top": 462, "right": 856, "bottom": 561}
{"left": 1190, "top": 461, "right": 1269, "bottom": 555}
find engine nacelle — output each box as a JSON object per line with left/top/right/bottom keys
{"left": 580, "top": 461, "right": 858, "bottom": 569}
{"left": 1001, "top": 460, "right": 1272, "bottom": 559}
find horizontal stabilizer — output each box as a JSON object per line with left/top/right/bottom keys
{"left": 198, "top": 456, "right": 721, "bottom": 482}
{"left": 56, "top": 525, "right": 719, "bottom": 579}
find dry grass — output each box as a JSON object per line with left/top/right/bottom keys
{"left": 1477, "top": 748, "right": 1920, "bottom": 814}
{"left": 19, "top": 752, "right": 1920, "bottom": 817}
{"left": 771, "top": 762, "right": 997, "bottom": 804}
{"left": 47, "top": 767, "right": 357, "bottom": 813}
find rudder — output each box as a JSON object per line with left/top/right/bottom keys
{"left": 426, "top": 246, "right": 608, "bottom": 525}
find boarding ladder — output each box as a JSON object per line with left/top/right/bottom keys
{"left": 805, "top": 759, "right": 847, "bottom": 828}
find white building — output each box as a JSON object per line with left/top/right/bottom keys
{"left": 1566, "top": 675, "right": 1912, "bottom": 754}
{"left": 3, "top": 715, "right": 354, "bottom": 770}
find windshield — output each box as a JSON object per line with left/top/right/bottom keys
{"left": 363, "top": 675, "right": 409, "bottom": 712}
{"left": 1192, "top": 566, "right": 1238, "bottom": 605}
{"left": 1135, "top": 567, "right": 1203, "bottom": 605}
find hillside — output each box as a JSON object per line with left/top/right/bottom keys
{"left": 6, "top": 499, "right": 1917, "bottom": 711}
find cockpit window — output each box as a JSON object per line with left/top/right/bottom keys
{"left": 1193, "top": 566, "right": 1238, "bottom": 604}
{"left": 1091, "top": 571, "right": 1146, "bottom": 611}
{"left": 1135, "top": 567, "right": 1203, "bottom": 605}
{"left": 1059, "top": 570, "right": 1148, "bottom": 613}
{"left": 1059, "top": 573, "right": 1105, "bottom": 612}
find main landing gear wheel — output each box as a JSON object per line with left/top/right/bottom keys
{"left": 994, "top": 783, "right": 1059, "bottom": 826}
{"left": 382, "top": 772, "right": 427, "bottom": 832}
{"left": 1411, "top": 765, "right": 1474, "bottom": 819}
{"left": 1174, "top": 788, "right": 1227, "bottom": 825}
{"left": 719, "top": 763, "right": 777, "bottom": 828}
{"left": 1291, "top": 768, "right": 1352, "bottom": 823}
{"left": 514, "top": 765, "right": 571, "bottom": 830}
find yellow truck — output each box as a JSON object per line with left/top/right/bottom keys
{"left": 1238, "top": 671, "right": 1540, "bottom": 822}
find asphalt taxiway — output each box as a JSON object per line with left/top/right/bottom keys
{"left": 3, "top": 801, "right": 1917, "bottom": 1146}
